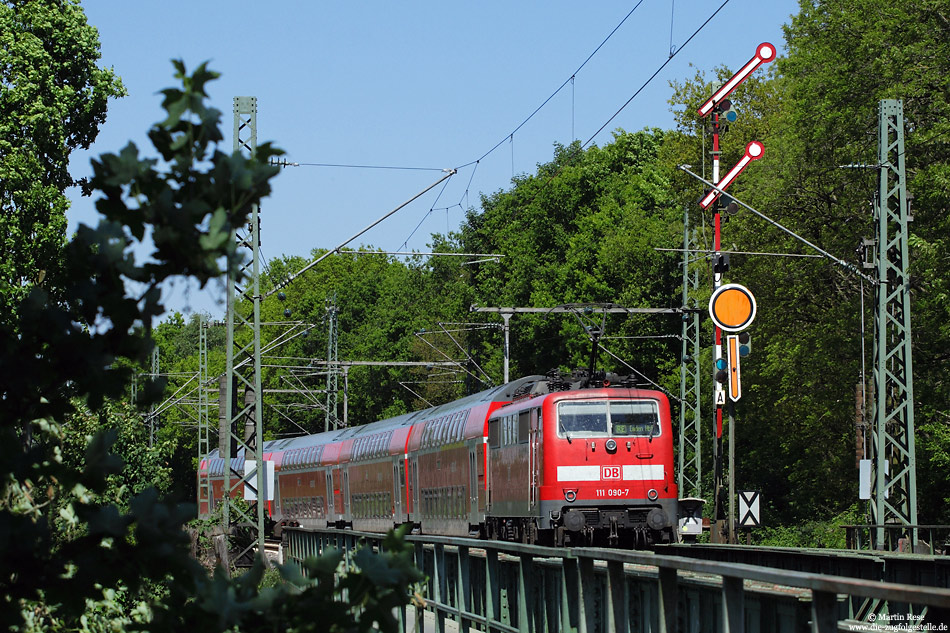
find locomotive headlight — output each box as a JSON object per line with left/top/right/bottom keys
{"left": 605, "top": 439, "right": 617, "bottom": 453}
{"left": 647, "top": 488, "right": 659, "bottom": 501}
{"left": 564, "top": 489, "right": 577, "bottom": 503}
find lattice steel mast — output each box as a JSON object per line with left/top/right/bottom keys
{"left": 870, "top": 99, "right": 918, "bottom": 548}
{"left": 196, "top": 316, "right": 213, "bottom": 515}
{"left": 325, "top": 294, "right": 340, "bottom": 431}
{"left": 221, "top": 96, "right": 266, "bottom": 565}
{"left": 678, "top": 209, "right": 702, "bottom": 497}
{"left": 147, "top": 347, "right": 159, "bottom": 447}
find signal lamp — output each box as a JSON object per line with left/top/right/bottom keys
{"left": 738, "top": 332, "right": 752, "bottom": 357}
{"left": 715, "top": 358, "right": 728, "bottom": 383}
{"left": 284, "top": 308, "right": 292, "bottom": 318}
{"left": 277, "top": 292, "right": 286, "bottom": 301}
{"left": 717, "top": 98, "right": 738, "bottom": 123}
{"left": 723, "top": 197, "right": 740, "bottom": 215}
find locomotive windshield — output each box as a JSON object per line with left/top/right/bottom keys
{"left": 557, "top": 400, "right": 660, "bottom": 437}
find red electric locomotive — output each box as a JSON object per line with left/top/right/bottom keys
{"left": 484, "top": 373, "right": 677, "bottom": 547}
{"left": 198, "top": 372, "right": 686, "bottom": 548}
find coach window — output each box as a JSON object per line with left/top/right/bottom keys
{"left": 557, "top": 401, "right": 609, "bottom": 436}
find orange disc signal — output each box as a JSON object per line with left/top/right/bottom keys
{"left": 708, "top": 283, "right": 756, "bottom": 332}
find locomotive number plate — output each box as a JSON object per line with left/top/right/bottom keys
{"left": 595, "top": 488, "right": 630, "bottom": 497}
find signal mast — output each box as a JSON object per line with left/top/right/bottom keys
{"left": 696, "top": 42, "right": 774, "bottom": 543}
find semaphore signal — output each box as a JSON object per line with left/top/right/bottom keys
{"left": 699, "top": 141, "right": 765, "bottom": 209}
{"left": 697, "top": 42, "right": 776, "bottom": 117}
{"left": 694, "top": 42, "right": 775, "bottom": 546}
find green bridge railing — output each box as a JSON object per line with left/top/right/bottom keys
{"left": 284, "top": 528, "right": 950, "bottom": 633}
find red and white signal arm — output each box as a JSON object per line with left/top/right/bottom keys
{"left": 698, "top": 43, "right": 777, "bottom": 117}
{"left": 699, "top": 141, "right": 764, "bottom": 209}
{"left": 708, "top": 283, "right": 756, "bottom": 332}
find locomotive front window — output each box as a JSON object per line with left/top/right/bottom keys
{"left": 610, "top": 401, "right": 660, "bottom": 436}
{"left": 557, "top": 400, "right": 660, "bottom": 437}
{"left": 558, "top": 401, "right": 609, "bottom": 435}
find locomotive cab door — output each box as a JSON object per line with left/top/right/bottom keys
{"left": 529, "top": 407, "right": 541, "bottom": 511}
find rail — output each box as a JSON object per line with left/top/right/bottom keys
{"left": 284, "top": 528, "right": 950, "bottom": 633}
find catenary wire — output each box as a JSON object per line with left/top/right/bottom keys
{"left": 583, "top": 0, "right": 730, "bottom": 148}
{"left": 452, "top": 1, "right": 647, "bottom": 171}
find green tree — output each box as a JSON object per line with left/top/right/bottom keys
{"left": 1, "top": 59, "right": 422, "bottom": 631}
{"left": 461, "top": 132, "right": 683, "bottom": 387}
{"left": 0, "top": 0, "right": 124, "bottom": 318}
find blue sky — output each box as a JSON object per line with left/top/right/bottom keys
{"left": 67, "top": 0, "right": 800, "bottom": 317}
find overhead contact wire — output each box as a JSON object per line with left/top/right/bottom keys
{"left": 458, "top": 0, "right": 646, "bottom": 169}
{"left": 296, "top": 162, "right": 445, "bottom": 171}
{"left": 583, "top": 0, "right": 730, "bottom": 148}
{"left": 400, "top": 173, "right": 454, "bottom": 249}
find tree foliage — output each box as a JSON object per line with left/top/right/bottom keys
{"left": 460, "top": 133, "right": 684, "bottom": 387}
{"left": 1, "top": 55, "right": 424, "bottom": 631}
{"left": 0, "top": 0, "right": 124, "bottom": 317}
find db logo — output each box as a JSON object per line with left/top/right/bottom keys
{"left": 602, "top": 466, "right": 621, "bottom": 480}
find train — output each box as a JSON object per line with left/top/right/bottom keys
{"left": 199, "top": 371, "right": 697, "bottom": 548}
